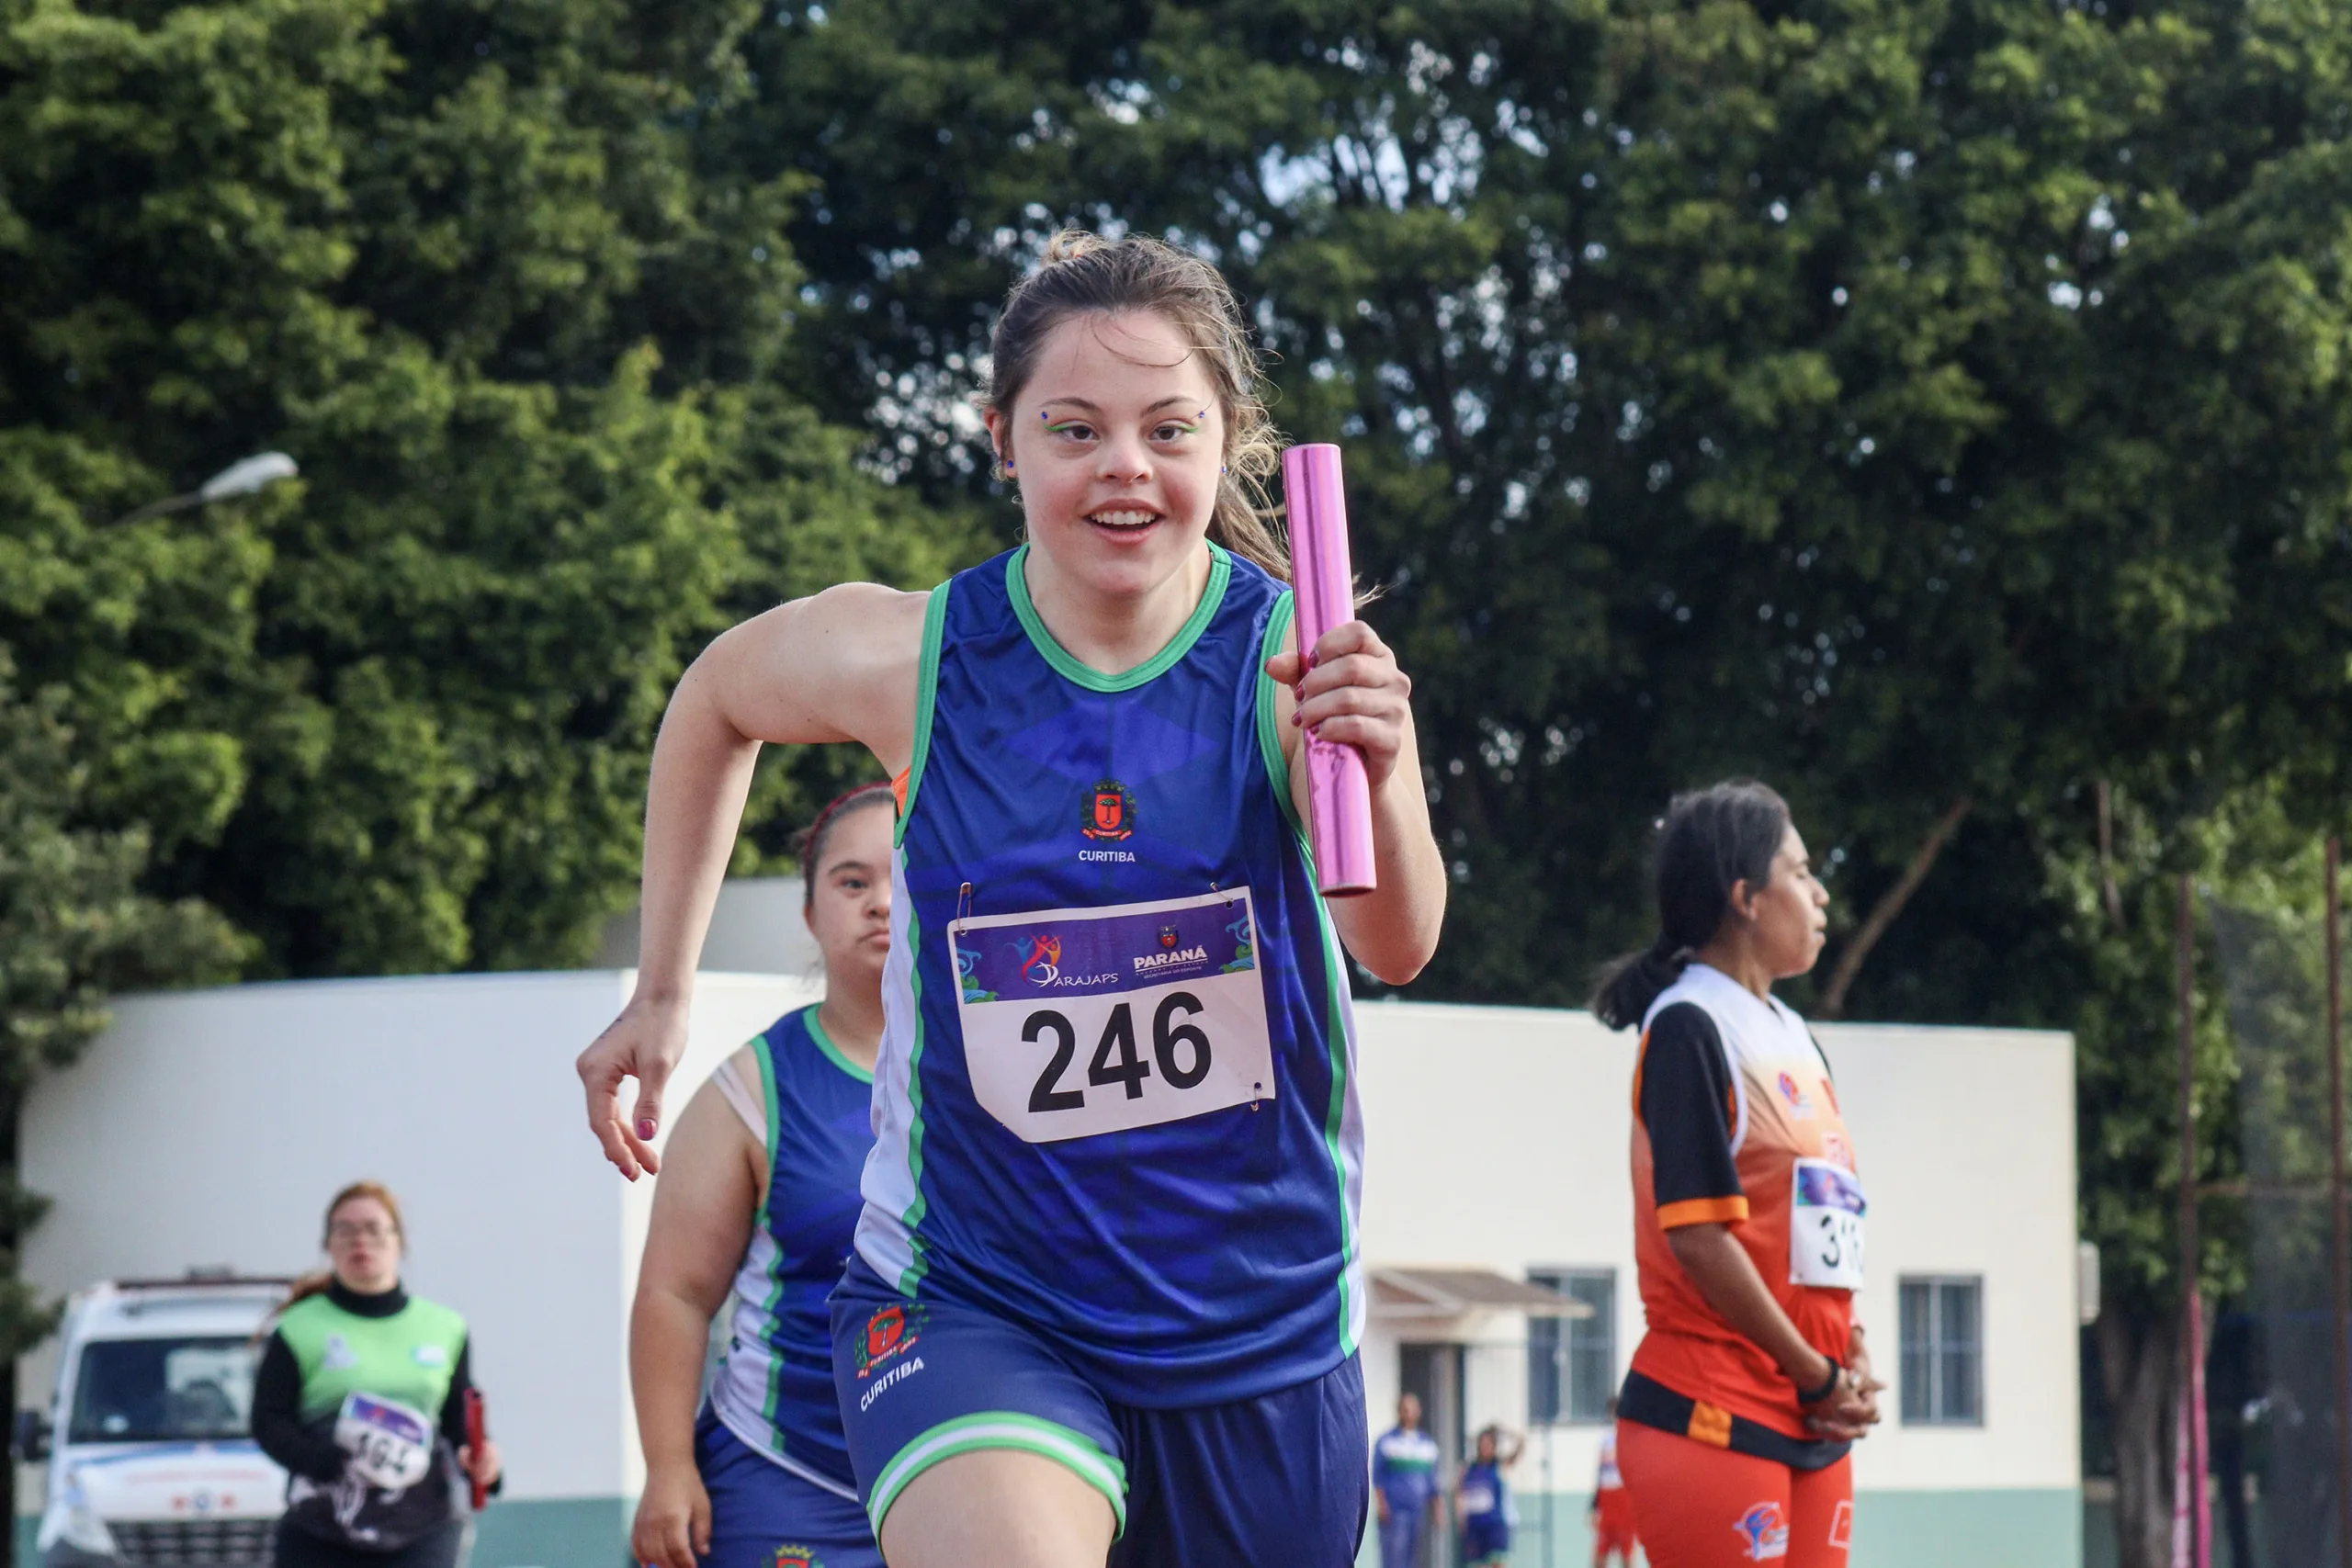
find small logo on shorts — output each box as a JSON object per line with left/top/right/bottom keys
{"left": 1828, "top": 1501, "right": 1853, "bottom": 1549}
{"left": 854, "top": 1303, "right": 925, "bottom": 1378}
{"left": 772, "top": 1547, "right": 822, "bottom": 1568}
{"left": 1081, "top": 780, "right": 1136, "bottom": 841}
{"left": 1733, "top": 1502, "right": 1789, "bottom": 1561}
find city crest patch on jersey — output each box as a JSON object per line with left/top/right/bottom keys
{"left": 1080, "top": 779, "right": 1136, "bottom": 841}
{"left": 854, "top": 1302, "right": 925, "bottom": 1378}
{"left": 771, "top": 1547, "right": 821, "bottom": 1568}
{"left": 1733, "top": 1501, "right": 1789, "bottom": 1561}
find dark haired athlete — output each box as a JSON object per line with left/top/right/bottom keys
{"left": 579, "top": 231, "right": 1446, "bottom": 1567}
{"left": 630, "top": 786, "right": 893, "bottom": 1568}
{"left": 1591, "top": 781, "right": 1883, "bottom": 1568}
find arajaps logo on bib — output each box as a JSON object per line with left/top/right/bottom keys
{"left": 1733, "top": 1501, "right": 1789, "bottom": 1561}
{"left": 1080, "top": 779, "right": 1136, "bottom": 841}
{"left": 1017, "top": 935, "right": 1062, "bottom": 986}
{"left": 854, "top": 1303, "right": 925, "bottom": 1378}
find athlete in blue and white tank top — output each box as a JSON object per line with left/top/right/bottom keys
{"left": 628, "top": 789, "right": 893, "bottom": 1568}
{"left": 581, "top": 232, "right": 1447, "bottom": 1568}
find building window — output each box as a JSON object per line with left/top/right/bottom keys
{"left": 1900, "top": 1276, "right": 1984, "bottom": 1425}
{"left": 1529, "top": 1269, "right": 1616, "bottom": 1424}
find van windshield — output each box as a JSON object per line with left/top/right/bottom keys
{"left": 68, "top": 1337, "right": 258, "bottom": 1444}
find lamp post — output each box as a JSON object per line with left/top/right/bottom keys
{"left": 111, "top": 452, "right": 298, "bottom": 525}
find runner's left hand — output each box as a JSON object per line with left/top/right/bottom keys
{"left": 1266, "top": 620, "right": 1414, "bottom": 789}
{"left": 459, "top": 1439, "right": 502, "bottom": 1490}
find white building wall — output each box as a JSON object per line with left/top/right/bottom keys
{"left": 16, "top": 970, "right": 817, "bottom": 1518}
{"left": 16, "top": 976, "right": 2078, "bottom": 1565}
{"left": 1351, "top": 1000, "right": 2080, "bottom": 1532}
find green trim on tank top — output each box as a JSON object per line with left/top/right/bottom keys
{"left": 752, "top": 1033, "right": 790, "bottom": 1427}
{"left": 1003, "top": 543, "right": 1233, "bottom": 693}
{"left": 1255, "top": 587, "right": 1356, "bottom": 1356}
{"left": 894, "top": 897, "right": 934, "bottom": 1297}
{"left": 896, "top": 582, "right": 950, "bottom": 850}
{"left": 802, "top": 1006, "right": 876, "bottom": 1086}
{"left": 1314, "top": 901, "right": 1360, "bottom": 1357}
{"left": 1254, "top": 591, "right": 1307, "bottom": 841}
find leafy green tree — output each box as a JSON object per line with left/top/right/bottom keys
{"left": 1, "top": 0, "right": 974, "bottom": 976}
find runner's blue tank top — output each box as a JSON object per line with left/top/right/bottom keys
{"left": 708, "top": 1006, "right": 875, "bottom": 1493}
{"left": 855, "top": 544, "right": 1365, "bottom": 1407}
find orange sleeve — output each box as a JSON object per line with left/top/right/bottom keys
{"left": 1657, "top": 1195, "right": 1750, "bottom": 1230}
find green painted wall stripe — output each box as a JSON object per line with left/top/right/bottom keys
{"left": 1350, "top": 1488, "right": 2086, "bottom": 1568}
{"left": 1003, "top": 543, "right": 1232, "bottom": 693}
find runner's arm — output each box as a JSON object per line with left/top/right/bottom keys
{"left": 629, "top": 1077, "right": 764, "bottom": 1568}
{"left": 248, "top": 1332, "right": 344, "bottom": 1483}
{"left": 579, "top": 584, "right": 924, "bottom": 1178}
{"left": 1265, "top": 618, "right": 1445, "bottom": 985}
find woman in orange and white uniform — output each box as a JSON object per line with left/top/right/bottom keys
{"left": 1590, "top": 780, "right": 1883, "bottom": 1568}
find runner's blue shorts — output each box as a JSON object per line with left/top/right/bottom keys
{"left": 1463, "top": 1515, "right": 1511, "bottom": 1563}
{"left": 829, "top": 1256, "right": 1369, "bottom": 1567}
{"left": 693, "top": 1406, "right": 884, "bottom": 1568}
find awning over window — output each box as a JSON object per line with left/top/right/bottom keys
{"left": 1370, "top": 1268, "right": 1593, "bottom": 1319}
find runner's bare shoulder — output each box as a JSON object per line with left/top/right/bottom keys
{"left": 698, "top": 582, "right": 930, "bottom": 775}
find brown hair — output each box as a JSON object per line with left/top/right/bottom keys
{"left": 793, "top": 784, "right": 896, "bottom": 908}
{"left": 280, "top": 1179, "right": 408, "bottom": 1312}
{"left": 985, "top": 231, "right": 1291, "bottom": 581}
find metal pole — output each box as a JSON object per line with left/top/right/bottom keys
{"left": 2329, "top": 836, "right": 2351, "bottom": 1568}
{"left": 2178, "top": 872, "right": 2211, "bottom": 1568}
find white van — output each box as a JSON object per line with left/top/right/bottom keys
{"left": 18, "top": 1276, "right": 290, "bottom": 1568}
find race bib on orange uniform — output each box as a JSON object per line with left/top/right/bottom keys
{"left": 1789, "top": 1157, "right": 1866, "bottom": 1289}
{"left": 950, "top": 888, "right": 1275, "bottom": 1143}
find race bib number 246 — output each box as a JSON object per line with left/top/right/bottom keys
{"left": 951, "top": 889, "right": 1276, "bottom": 1143}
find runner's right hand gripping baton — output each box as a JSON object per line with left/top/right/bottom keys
{"left": 1282, "top": 444, "right": 1377, "bottom": 896}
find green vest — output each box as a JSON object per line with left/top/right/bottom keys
{"left": 277, "top": 1292, "right": 469, "bottom": 1424}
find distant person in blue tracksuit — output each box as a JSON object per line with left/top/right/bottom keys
{"left": 1374, "top": 1393, "right": 1442, "bottom": 1568}
{"left": 1458, "top": 1424, "right": 1523, "bottom": 1568}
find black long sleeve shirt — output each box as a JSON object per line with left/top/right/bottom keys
{"left": 248, "top": 1281, "right": 480, "bottom": 1484}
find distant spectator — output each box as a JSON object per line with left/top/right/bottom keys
{"left": 1457, "top": 1424, "right": 1521, "bottom": 1567}
{"left": 250, "top": 1182, "right": 499, "bottom": 1568}
{"left": 1372, "top": 1393, "right": 1442, "bottom": 1568}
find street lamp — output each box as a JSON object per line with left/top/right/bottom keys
{"left": 113, "top": 452, "right": 299, "bottom": 525}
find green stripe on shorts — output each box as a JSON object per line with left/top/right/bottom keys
{"left": 866, "top": 1411, "right": 1129, "bottom": 1540}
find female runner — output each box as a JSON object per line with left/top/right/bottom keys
{"left": 580, "top": 231, "right": 1445, "bottom": 1568}
{"left": 1590, "top": 781, "right": 1883, "bottom": 1568}
{"left": 250, "top": 1182, "right": 500, "bottom": 1568}
{"left": 629, "top": 784, "right": 895, "bottom": 1568}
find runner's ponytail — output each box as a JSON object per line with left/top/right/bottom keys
{"left": 1589, "top": 780, "right": 1792, "bottom": 1029}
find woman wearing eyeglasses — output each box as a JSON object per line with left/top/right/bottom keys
{"left": 250, "top": 1181, "right": 502, "bottom": 1568}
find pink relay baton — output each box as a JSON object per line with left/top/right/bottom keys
{"left": 1283, "top": 444, "right": 1378, "bottom": 896}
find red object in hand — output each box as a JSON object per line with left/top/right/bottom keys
{"left": 464, "top": 1390, "right": 489, "bottom": 1511}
